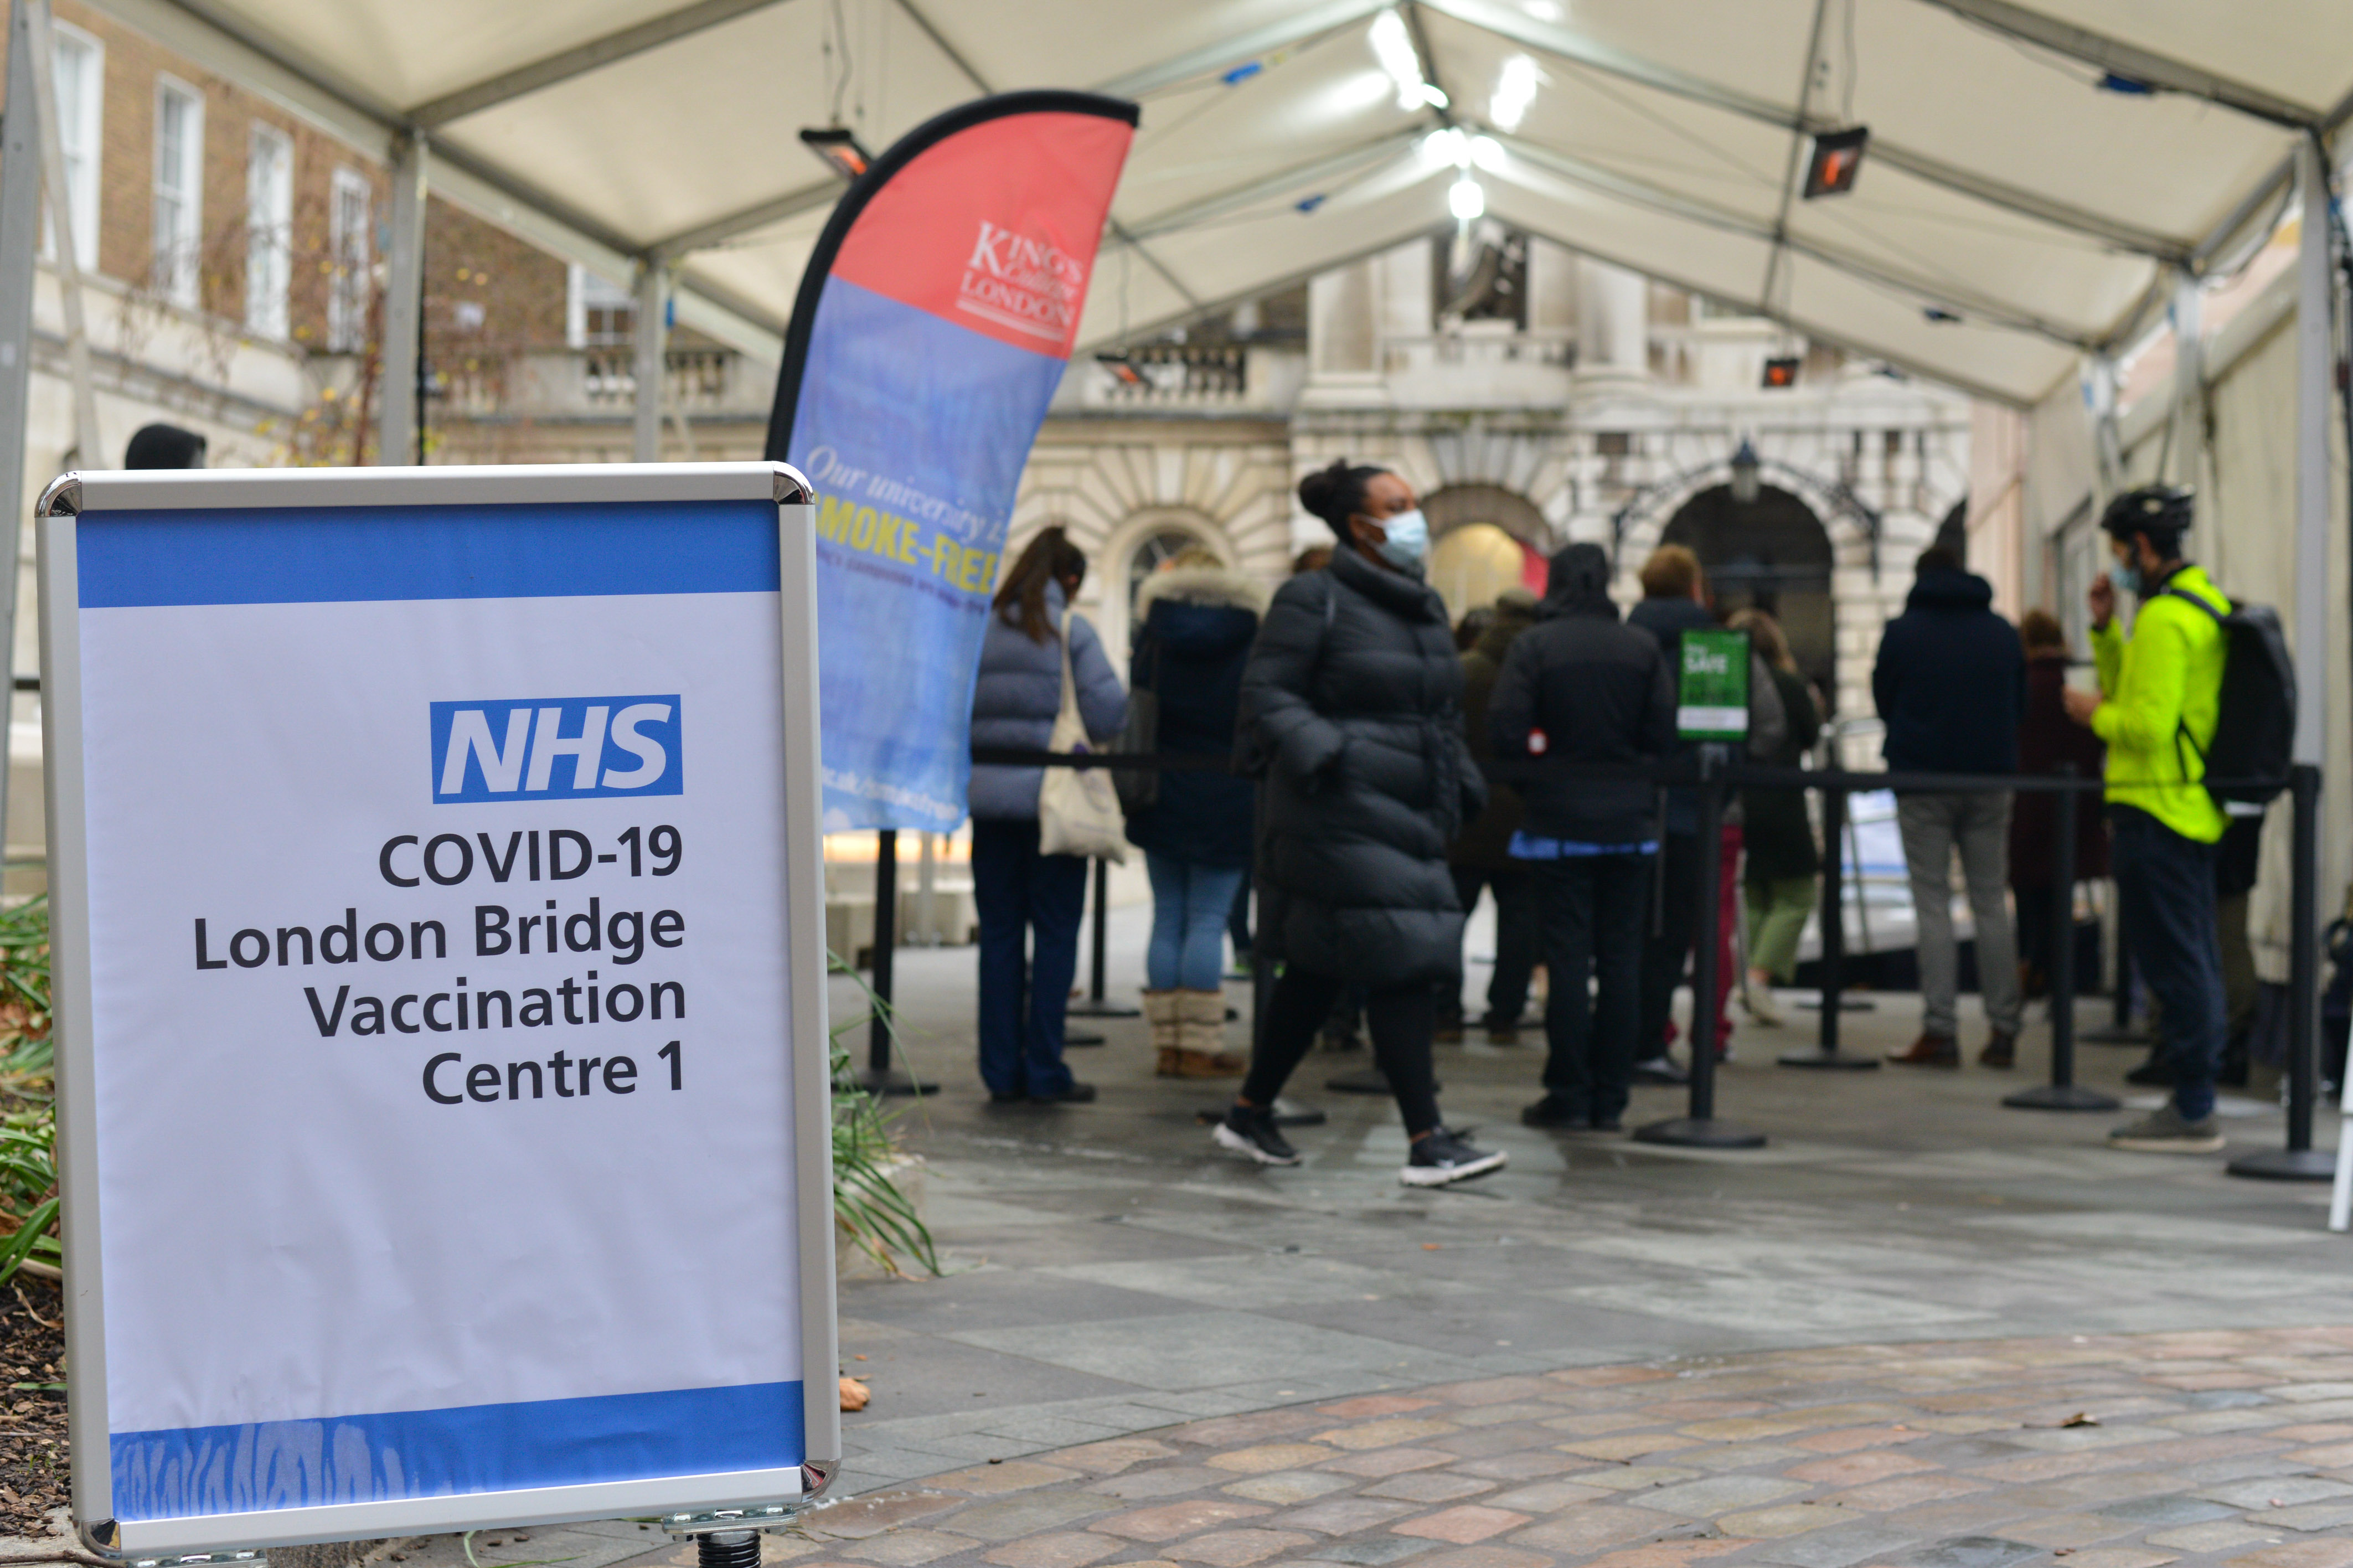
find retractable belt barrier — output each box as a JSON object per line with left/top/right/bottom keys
{"left": 961, "top": 746, "right": 2325, "bottom": 1178}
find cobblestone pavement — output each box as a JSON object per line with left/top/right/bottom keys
{"left": 818, "top": 915, "right": 2351, "bottom": 1494}
{"left": 751, "top": 1328, "right": 2353, "bottom": 1568}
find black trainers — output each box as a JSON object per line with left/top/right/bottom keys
{"left": 1213, "top": 1105, "right": 1302, "bottom": 1165}
{"left": 1400, "top": 1127, "right": 1507, "bottom": 1187}
{"left": 1520, "top": 1096, "right": 1588, "bottom": 1130}
{"left": 1030, "top": 1081, "right": 1096, "bottom": 1105}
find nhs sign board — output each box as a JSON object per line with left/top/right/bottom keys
{"left": 431, "top": 696, "right": 683, "bottom": 802}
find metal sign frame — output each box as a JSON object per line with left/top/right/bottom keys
{"left": 35, "top": 462, "right": 839, "bottom": 1561}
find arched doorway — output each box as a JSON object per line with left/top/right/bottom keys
{"left": 1423, "top": 483, "right": 1548, "bottom": 622}
{"left": 1659, "top": 483, "right": 1835, "bottom": 689}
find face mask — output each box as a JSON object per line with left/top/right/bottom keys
{"left": 1369, "top": 508, "right": 1430, "bottom": 573}
{"left": 2113, "top": 561, "right": 2142, "bottom": 597}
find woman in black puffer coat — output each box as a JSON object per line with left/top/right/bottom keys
{"left": 1212, "top": 461, "right": 1506, "bottom": 1188}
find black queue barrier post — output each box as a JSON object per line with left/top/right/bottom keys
{"left": 1637, "top": 746, "right": 1765, "bottom": 1148}
{"left": 2004, "top": 765, "right": 2114, "bottom": 1112}
{"left": 862, "top": 828, "right": 936, "bottom": 1096}
{"left": 1069, "top": 857, "right": 1139, "bottom": 1020}
{"left": 1781, "top": 783, "right": 1876, "bottom": 1070}
{"left": 2231, "top": 762, "right": 2333, "bottom": 1180}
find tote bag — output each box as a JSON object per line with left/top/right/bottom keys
{"left": 1037, "top": 631, "right": 1128, "bottom": 862}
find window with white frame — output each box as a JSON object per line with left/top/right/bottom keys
{"left": 327, "top": 167, "right": 372, "bottom": 351}
{"left": 152, "top": 78, "right": 205, "bottom": 308}
{"left": 245, "top": 125, "right": 293, "bottom": 337}
{"left": 47, "top": 23, "right": 103, "bottom": 271}
{"left": 565, "top": 263, "right": 637, "bottom": 348}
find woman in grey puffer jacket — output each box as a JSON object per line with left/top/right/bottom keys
{"left": 1212, "top": 462, "right": 1506, "bottom": 1188}
{"left": 968, "top": 526, "right": 1126, "bottom": 1105}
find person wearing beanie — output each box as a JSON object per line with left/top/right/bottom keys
{"left": 1488, "top": 542, "right": 1676, "bottom": 1132}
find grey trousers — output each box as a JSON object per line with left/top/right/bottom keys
{"left": 1896, "top": 791, "right": 2024, "bottom": 1039}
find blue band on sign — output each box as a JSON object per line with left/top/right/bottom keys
{"left": 76, "top": 501, "right": 782, "bottom": 608}
{"left": 108, "top": 1380, "right": 804, "bottom": 1519}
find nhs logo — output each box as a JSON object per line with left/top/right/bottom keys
{"left": 431, "top": 696, "right": 683, "bottom": 802}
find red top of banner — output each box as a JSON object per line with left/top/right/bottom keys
{"left": 829, "top": 111, "right": 1133, "bottom": 362}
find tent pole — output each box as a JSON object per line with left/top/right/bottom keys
{"left": 633, "top": 258, "right": 667, "bottom": 463}
{"left": 2294, "top": 140, "right": 2330, "bottom": 782}
{"left": 23, "top": 0, "right": 96, "bottom": 468}
{"left": 0, "top": 0, "right": 40, "bottom": 868}
{"left": 378, "top": 131, "right": 427, "bottom": 466}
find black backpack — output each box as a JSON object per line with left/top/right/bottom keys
{"left": 2159, "top": 586, "right": 2295, "bottom": 811}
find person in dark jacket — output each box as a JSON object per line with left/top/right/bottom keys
{"left": 1873, "top": 545, "right": 2027, "bottom": 1069}
{"left": 1490, "top": 543, "right": 1676, "bottom": 1131}
{"left": 1126, "top": 546, "right": 1266, "bottom": 1079}
{"left": 1627, "top": 546, "right": 1787, "bottom": 1083}
{"left": 1214, "top": 460, "right": 1506, "bottom": 1187}
{"left": 2010, "top": 609, "right": 2107, "bottom": 1007}
{"left": 1443, "top": 587, "right": 1540, "bottom": 1043}
{"left": 967, "top": 527, "right": 1126, "bottom": 1106}
{"left": 1730, "top": 609, "right": 1820, "bottom": 1028}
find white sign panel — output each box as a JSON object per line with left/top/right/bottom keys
{"left": 39, "top": 465, "right": 838, "bottom": 1559}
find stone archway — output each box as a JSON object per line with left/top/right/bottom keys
{"left": 1423, "top": 483, "right": 1548, "bottom": 622}
{"left": 1660, "top": 483, "right": 1836, "bottom": 689}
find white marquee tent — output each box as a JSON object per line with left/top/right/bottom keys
{"left": 42, "top": 0, "right": 2344, "bottom": 772}
{"left": 45, "top": 0, "right": 2353, "bottom": 412}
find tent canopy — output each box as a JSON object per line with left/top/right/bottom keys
{"left": 100, "top": 0, "right": 2353, "bottom": 406}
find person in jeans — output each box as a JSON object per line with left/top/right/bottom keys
{"left": 2010, "top": 609, "right": 2107, "bottom": 1007}
{"left": 1214, "top": 460, "right": 1505, "bottom": 1187}
{"left": 1873, "top": 545, "right": 2026, "bottom": 1068}
{"left": 1627, "top": 546, "right": 1786, "bottom": 1083}
{"left": 1730, "top": 610, "right": 1820, "bottom": 1027}
{"left": 1124, "top": 546, "right": 1265, "bottom": 1077}
{"left": 967, "top": 527, "right": 1126, "bottom": 1105}
{"left": 1443, "top": 587, "right": 1541, "bottom": 1043}
{"left": 2064, "top": 485, "right": 2231, "bottom": 1152}
{"left": 1489, "top": 543, "right": 1676, "bottom": 1131}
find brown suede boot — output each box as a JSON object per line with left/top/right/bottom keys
{"left": 1143, "top": 991, "right": 1183, "bottom": 1076}
{"left": 1888, "top": 1033, "right": 1960, "bottom": 1067}
{"left": 1175, "top": 989, "right": 1245, "bottom": 1077}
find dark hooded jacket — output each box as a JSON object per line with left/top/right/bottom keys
{"left": 1872, "top": 568, "right": 2025, "bottom": 778}
{"left": 1123, "top": 564, "right": 1266, "bottom": 869}
{"left": 1489, "top": 543, "right": 1678, "bottom": 847}
{"left": 1450, "top": 590, "right": 1539, "bottom": 869}
{"left": 1238, "top": 545, "right": 1487, "bottom": 986}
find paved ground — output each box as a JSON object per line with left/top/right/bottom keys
{"left": 817, "top": 907, "right": 2349, "bottom": 1500}
{"left": 756, "top": 1326, "right": 2353, "bottom": 1568}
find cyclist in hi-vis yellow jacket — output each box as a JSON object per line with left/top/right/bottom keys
{"left": 2062, "top": 484, "right": 2230, "bottom": 1155}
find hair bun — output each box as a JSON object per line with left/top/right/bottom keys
{"left": 1297, "top": 460, "right": 1349, "bottom": 520}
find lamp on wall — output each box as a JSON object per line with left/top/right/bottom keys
{"left": 1729, "top": 438, "right": 1761, "bottom": 506}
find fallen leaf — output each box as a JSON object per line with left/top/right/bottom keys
{"left": 1422, "top": 1243, "right": 1441, "bottom": 1251}
{"left": 854, "top": 1354, "right": 868, "bottom": 1361}
{"left": 2060, "top": 1412, "right": 2098, "bottom": 1428}
{"left": 839, "top": 1376, "right": 870, "bottom": 1412}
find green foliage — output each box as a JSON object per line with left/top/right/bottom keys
{"left": 828, "top": 954, "right": 939, "bottom": 1278}
{"left": 0, "top": 897, "right": 56, "bottom": 1285}
{"left": 0, "top": 897, "right": 51, "bottom": 1086}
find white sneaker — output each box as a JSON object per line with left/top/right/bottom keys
{"left": 1742, "top": 984, "right": 1786, "bottom": 1027}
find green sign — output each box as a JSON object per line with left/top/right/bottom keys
{"left": 1678, "top": 628, "right": 1750, "bottom": 740}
